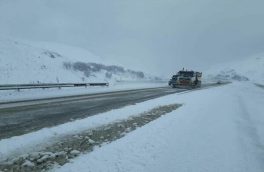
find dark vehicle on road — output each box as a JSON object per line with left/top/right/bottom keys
{"left": 169, "top": 69, "right": 202, "bottom": 88}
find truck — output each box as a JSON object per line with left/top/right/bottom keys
{"left": 169, "top": 69, "right": 202, "bottom": 88}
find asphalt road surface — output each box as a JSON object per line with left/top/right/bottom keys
{"left": 0, "top": 85, "right": 216, "bottom": 139}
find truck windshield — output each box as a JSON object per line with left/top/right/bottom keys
{"left": 178, "top": 71, "right": 194, "bottom": 77}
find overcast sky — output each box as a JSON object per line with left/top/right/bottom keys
{"left": 0, "top": 0, "right": 264, "bottom": 76}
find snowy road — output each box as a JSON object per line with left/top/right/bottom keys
{"left": 54, "top": 82, "right": 264, "bottom": 172}
{"left": 2, "top": 82, "right": 262, "bottom": 172}
{"left": 0, "top": 86, "right": 186, "bottom": 139}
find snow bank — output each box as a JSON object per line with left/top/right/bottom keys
{"left": 55, "top": 82, "right": 264, "bottom": 172}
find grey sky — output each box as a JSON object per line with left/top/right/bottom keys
{"left": 0, "top": 0, "right": 264, "bottom": 76}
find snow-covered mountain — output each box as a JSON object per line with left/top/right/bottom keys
{"left": 0, "top": 38, "right": 160, "bottom": 84}
{"left": 205, "top": 56, "right": 264, "bottom": 84}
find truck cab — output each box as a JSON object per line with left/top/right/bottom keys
{"left": 169, "top": 70, "right": 202, "bottom": 88}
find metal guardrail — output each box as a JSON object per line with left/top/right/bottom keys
{"left": 0, "top": 83, "right": 109, "bottom": 91}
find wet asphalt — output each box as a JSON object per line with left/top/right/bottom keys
{"left": 0, "top": 87, "right": 186, "bottom": 139}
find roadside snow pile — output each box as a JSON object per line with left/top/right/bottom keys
{"left": 0, "top": 89, "right": 182, "bottom": 162}
{"left": 0, "top": 37, "right": 159, "bottom": 84}
{"left": 54, "top": 83, "right": 264, "bottom": 172}
{"left": 205, "top": 56, "right": 264, "bottom": 84}
{"left": 0, "top": 104, "right": 180, "bottom": 171}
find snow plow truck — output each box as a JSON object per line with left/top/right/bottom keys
{"left": 169, "top": 69, "right": 202, "bottom": 88}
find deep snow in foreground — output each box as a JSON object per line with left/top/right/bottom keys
{"left": 54, "top": 82, "right": 264, "bottom": 172}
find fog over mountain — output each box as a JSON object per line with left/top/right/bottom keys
{"left": 0, "top": 0, "right": 264, "bottom": 76}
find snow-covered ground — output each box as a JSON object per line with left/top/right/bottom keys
{"left": 205, "top": 55, "right": 264, "bottom": 85}
{"left": 0, "top": 37, "right": 160, "bottom": 85}
{"left": 0, "top": 36, "right": 165, "bottom": 103}
{"left": 0, "top": 81, "right": 166, "bottom": 103}
{"left": 1, "top": 82, "right": 263, "bottom": 172}
{"left": 54, "top": 82, "right": 264, "bottom": 172}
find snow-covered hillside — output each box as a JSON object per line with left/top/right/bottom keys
{"left": 0, "top": 38, "right": 159, "bottom": 84}
{"left": 205, "top": 56, "right": 264, "bottom": 84}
